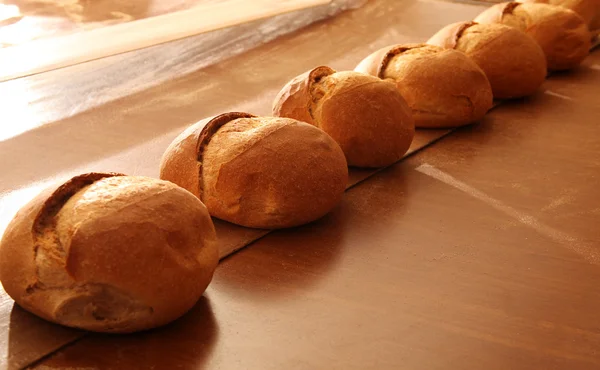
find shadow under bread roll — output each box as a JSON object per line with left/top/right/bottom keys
{"left": 160, "top": 112, "right": 348, "bottom": 229}
{"left": 272, "top": 67, "right": 415, "bottom": 168}
{"left": 428, "top": 21, "right": 547, "bottom": 99}
{"left": 474, "top": 2, "right": 591, "bottom": 71}
{"left": 0, "top": 173, "right": 218, "bottom": 333}
{"left": 355, "top": 43, "right": 493, "bottom": 129}
{"left": 518, "top": 0, "right": 600, "bottom": 31}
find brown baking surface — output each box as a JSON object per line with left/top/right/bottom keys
{"left": 0, "top": 294, "right": 82, "bottom": 370}
{"left": 2, "top": 0, "right": 599, "bottom": 368}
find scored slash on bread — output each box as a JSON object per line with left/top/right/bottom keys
{"left": 0, "top": 173, "right": 218, "bottom": 333}
{"left": 160, "top": 113, "right": 348, "bottom": 229}
{"left": 196, "top": 112, "right": 256, "bottom": 199}
{"left": 273, "top": 66, "right": 335, "bottom": 126}
{"left": 428, "top": 21, "right": 479, "bottom": 50}
{"left": 273, "top": 66, "right": 415, "bottom": 168}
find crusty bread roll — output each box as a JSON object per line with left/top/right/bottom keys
{"left": 519, "top": 0, "right": 600, "bottom": 31}
{"left": 272, "top": 66, "right": 415, "bottom": 168}
{"left": 160, "top": 112, "right": 348, "bottom": 229}
{"left": 428, "top": 22, "right": 547, "bottom": 99}
{"left": 0, "top": 173, "right": 218, "bottom": 333}
{"left": 474, "top": 2, "right": 591, "bottom": 71}
{"left": 355, "top": 44, "right": 493, "bottom": 129}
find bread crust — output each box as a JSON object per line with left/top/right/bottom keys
{"left": 428, "top": 22, "right": 548, "bottom": 99}
{"left": 0, "top": 173, "right": 218, "bottom": 333}
{"left": 355, "top": 44, "right": 493, "bottom": 129}
{"left": 474, "top": 2, "right": 591, "bottom": 70}
{"left": 273, "top": 67, "right": 415, "bottom": 168}
{"left": 519, "top": 0, "right": 600, "bottom": 30}
{"left": 160, "top": 113, "right": 348, "bottom": 229}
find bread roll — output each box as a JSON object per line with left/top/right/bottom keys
{"left": 474, "top": 2, "right": 591, "bottom": 71}
{"left": 160, "top": 112, "right": 348, "bottom": 229}
{"left": 355, "top": 44, "right": 493, "bottom": 129}
{"left": 0, "top": 173, "right": 218, "bottom": 333}
{"left": 272, "top": 66, "right": 415, "bottom": 168}
{"left": 428, "top": 22, "right": 547, "bottom": 99}
{"left": 519, "top": 0, "right": 600, "bottom": 30}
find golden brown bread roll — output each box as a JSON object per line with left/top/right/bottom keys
{"left": 272, "top": 66, "right": 415, "bottom": 168}
{"left": 519, "top": 0, "right": 600, "bottom": 30}
{"left": 427, "top": 22, "right": 547, "bottom": 99}
{"left": 160, "top": 112, "right": 348, "bottom": 229}
{"left": 355, "top": 44, "right": 493, "bottom": 129}
{"left": 0, "top": 173, "right": 218, "bottom": 333}
{"left": 474, "top": 2, "right": 591, "bottom": 71}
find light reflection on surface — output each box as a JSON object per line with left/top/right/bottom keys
{"left": 0, "top": 78, "right": 43, "bottom": 142}
{"left": 0, "top": 15, "right": 64, "bottom": 46}
{"left": 0, "top": 4, "right": 20, "bottom": 24}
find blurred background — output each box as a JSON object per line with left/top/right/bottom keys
{"left": 0, "top": 0, "right": 219, "bottom": 48}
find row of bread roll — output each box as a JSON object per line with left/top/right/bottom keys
{"left": 157, "top": 76, "right": 416, "bottom": 230}
{"left": 352, "top": 1, "right": 597, "bottom": 128}
{"left": 1, "top": 1, "right": 598, "bottom": 334}
{"left": 0, "top": 114, "right": 353, "bottom": 333}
